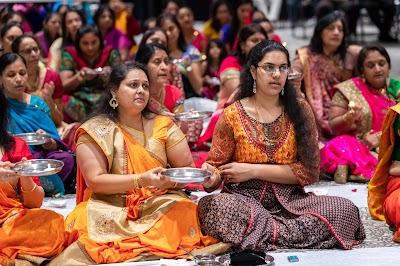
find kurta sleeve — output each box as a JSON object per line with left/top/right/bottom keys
{"left": 288, "top": 100, "right": 320, "bottom": 186}
{"left": 207, "top": 111, "right": 236, "bottom": 168}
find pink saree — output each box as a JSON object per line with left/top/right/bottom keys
{"left": 320, "top": 78, "right": 396, "bottom": 178}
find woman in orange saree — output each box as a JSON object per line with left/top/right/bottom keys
{"left": 369, "top": 103, "right": 400, "bottom": 243}
{"left": 50, "top": 62, "right": 228, "bottom": 265}
{"left": 0, "top": 88, "right": 65, "bottom": 266}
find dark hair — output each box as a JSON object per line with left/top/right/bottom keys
{"left": 236, "top": 40, "right": 315, "bottom": 168}
{"left": 142, "top": 17, "right": 157, "bottom": 32}
{"left": 205, "top": 38, "right": 227, "bottom": 74}
{"left": 88, "top": 61, "right": 153, "bottom": 121}
{"left": 157, "top": 13, "right": 187, "bottom": 52}
{"left": 138, "top": 27, "right": 168, "bottom": 51}
{"left": 310, "top": 10, "right": 348, "bottom": 61}
{"left": 11, "top": 34, "right": 36, "bottom": 54}
{"left": 250, "top": 8, "right": 266, "bottom": 21}
{"left": 162, "top": 0, "right": 181, "bottom": 12}
{"left": 357, "top": 43, "right": 391, "bottom": 74}
{"left": 210, "top": 0, "right": 232, "bottom": 33}
{"left": 42, "top": 12, "right": 62, "bottom": 49}
{"left": 61, "top": 8, "right": 86, "bottom": 48}
{"left": 1, "top": 11, "right": 23, "bottom": 26}
{"left": 226, "top": 0, "right": 254, "bottom": 49}
{"left": 0, "top": 53, "right": 26, "bottom": 75}
{"left": 136, "top": 42, "right": 169, "bottom": 65}
{"left": 0, "top": 22, "right": 23, "bottom": 40}
{"left": 94, "top": 5, "right": 115, "bottom": 30}
{"left": 234, "top": 23, "right": 267, "bottom": 65}
{"left": 0, "top": 84, "right": 14, "bottom": 152}
{"left": 75, "top": 24, "right": 104, "bottom": 55}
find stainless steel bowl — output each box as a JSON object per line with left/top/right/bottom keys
{"left": 14, "top": 133, "right": 52, "bottom": 145}
{"left": 12, "top": 159, "right": 64, "bottom": 177}
{"left": 163, "top": 168, "right": 211, "bottom": 183}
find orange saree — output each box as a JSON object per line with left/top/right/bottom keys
{"left": 56, "top": 116, "right": 226, "bottom": 265}
{"left": 368, "top": 103, "right": 400, "bottom": 242}
{"left": 0, "top": 138, "right": 65, "bottom": 265}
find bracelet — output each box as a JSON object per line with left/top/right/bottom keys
{"left": 133, "top": 174, "right": 139, "bottom": 189}
{"left": 173, "top": 182, "right": 178, "bottom": 188}
{"left": 213, "top": 167, "right": 221, "bottom": 177}
{"left": 21, "top": 183, "right": 37, "bottom": 193}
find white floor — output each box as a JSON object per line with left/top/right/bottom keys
{"left": 41, "top": 181, "right": 400, "bottom": 266}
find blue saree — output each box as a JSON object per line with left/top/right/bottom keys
{"left": 7, "top": 96, "right": 74, "bottom": 196}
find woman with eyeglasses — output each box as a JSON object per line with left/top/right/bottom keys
{"left": 0, "top": 22, "right": 23, "bottom": 55}
{"left": 320, "top": 44, "right": 398, "bottom": 183}
{"left": 291, "top": 10, "right": 361, "bottom": 141}
{"left": 12, "top": 35, "right": 64, "bottom": 127}
{"left": 198, "top": 40, "right": 365, "bottom": 251}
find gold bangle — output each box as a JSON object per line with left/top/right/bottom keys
{"left": 21, "top": 183, "right": 37, "bottom": 193}
{"left": 133, "top": 174, "right": 139, "bottom": 189}
{"left": 173, "top": 182, "right": 178, "bottom": 188}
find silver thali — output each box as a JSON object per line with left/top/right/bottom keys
{"left": 163, "top": 168, "right": 211, "bottom": 183}
{"left": 14, "top": 133, "right": 52, "bottom": 145}
{"left": 174, "top": 111, "right": 212, "bottom": 121}
{"left": 12, "top": 159, "right": 64, "bottom": 177}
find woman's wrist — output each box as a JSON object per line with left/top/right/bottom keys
{"left": 42, "top": 138, "right": 57, "bottom": 150}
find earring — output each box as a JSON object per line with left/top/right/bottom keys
{"left": 109, "top": 95, "right": 119, "bottom": 109}
{"left": 253, "top": 81, "right": 257, "bottom": 94}
{"left": 361, "top": 74, "right": 366, "bottom": 83}
{"left": 281, "top": 88, "right": 284, "bottom": 96}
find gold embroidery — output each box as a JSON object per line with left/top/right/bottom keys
{"left": 188, "top": 226, "right": 197, "bottom": 238}
{"left": 94, "top": 213, "right": 115, "bottom": 236}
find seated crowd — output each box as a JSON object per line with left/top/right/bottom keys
{"left": 0, "top": 0, "right": 400, "bottom": 265}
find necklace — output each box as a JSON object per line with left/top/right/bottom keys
{"left": 141, "top": 115, "right": 147, "bottom": 147}
{"left": 252, "top": 98, "right": 285, "bottom": 147}
{"left": 27, "top": 69, "right": 40, "bottom": 94}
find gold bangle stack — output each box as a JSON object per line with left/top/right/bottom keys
{"left": 21, "top": 183, "right": 37, "bottom": 193}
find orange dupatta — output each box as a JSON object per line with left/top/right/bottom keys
{"left": 368, "top": 104, "right": 400, "bottom": 220}
{"left": 74, "top": 124, "right": 164, "bottom": 206}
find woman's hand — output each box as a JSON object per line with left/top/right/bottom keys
{"left": 40, "top": 81, "right": 55, "bottom": 105}
{"left": 142, "top": 167, "right": 177, "bottom": 193}
{"left": 80, "top": 67, "right": 97, "bottom": 81}
{"left": 288, "top": 72, "right": 303, "bottom": 92}
{"left": 220, "top": 162, "right": 254, "bottom": 183}
{"left": 0, "top": 161, "right": 20, "bottom": 184}
{"left": 201, "top": 162, "right": 220, "bottom": 189}
{"left": 361, "top": 133, "right": 380, "bottom": 150}
{"left": 36, "top": 129, "right": 57, "bottom": 150}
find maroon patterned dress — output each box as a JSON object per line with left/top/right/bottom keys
{"left": 198, "top": 100, "right": 365, "bottom": 251}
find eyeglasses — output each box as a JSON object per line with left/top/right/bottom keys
{"left": 257, "top": 64, "right": 290, "bottom": 74}
{"left": 20, "top": 47, "right": 40, "bottom": 55}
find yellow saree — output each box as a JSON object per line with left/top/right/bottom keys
{"left": 53, "top": 115, "right": 227, "bottom": 265}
